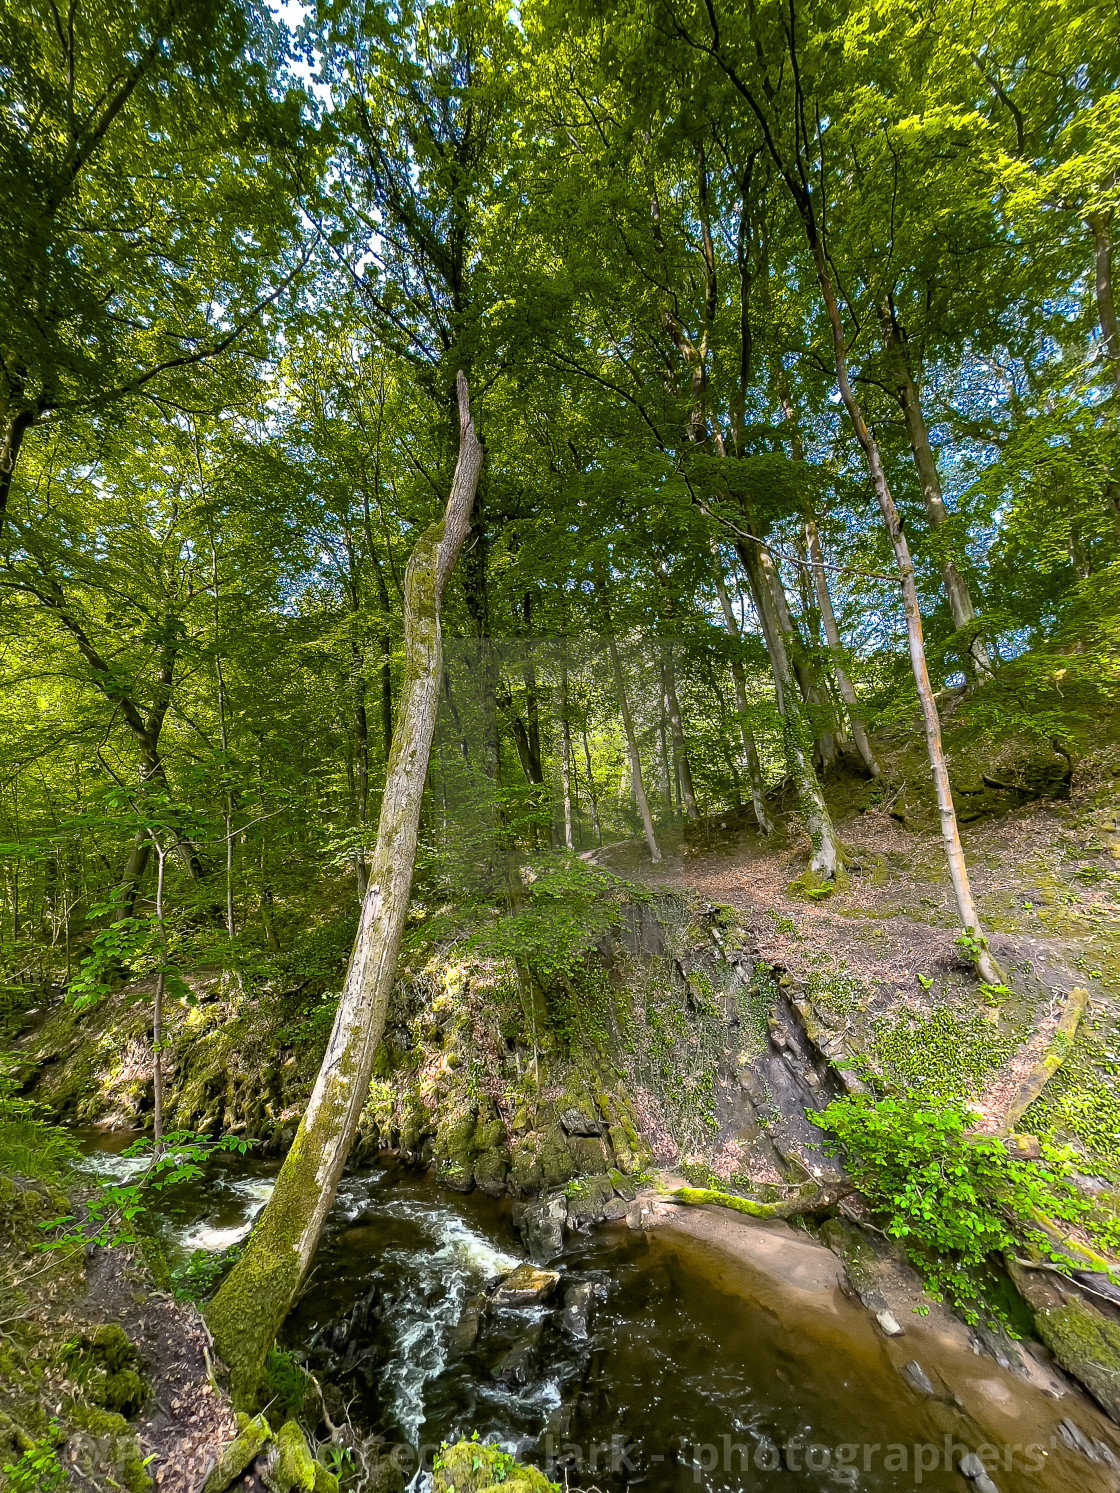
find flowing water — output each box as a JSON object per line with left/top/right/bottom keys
{"left": 77, "top": 1137, "right": 1119, "bottom": 1493}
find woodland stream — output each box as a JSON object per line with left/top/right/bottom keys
{"left": 77, "top": 1135, "right": 1115, "bottom": 1493}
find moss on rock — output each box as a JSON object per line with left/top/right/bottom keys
{"left": 433, "top": 1440, "right": 558, "bottom": 1493}
{"left": 201, "top": 1413, "right": 273, "bottom": 1493}
{"left": 268, "top": 1419, "right": 317, "bottom": 1492}
{"left": 1035, "top": 1295, "right": 1120, "bottom": 1421}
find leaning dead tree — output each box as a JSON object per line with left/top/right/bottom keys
{"left": 207, "top": 372, "right": 484, "bottom": 1404}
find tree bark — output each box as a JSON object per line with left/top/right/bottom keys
{"left": 803, "top": 520, "right": 880, "bottom": 778}
{"left": 710, "top": 550, "right": 774, "bottom": 834}
{"left": 661, "top": 642, "right": 699, "bottom": 820}
{"left": 594, "top": 567, "right": 661, "bottom": 863}
{"left": 736, "top": 539, "right": 842, "bottom": 876}
{"left": 878, "top": 302, "right": 993, "bottom": 678}
{"left": 556, "top": 645, "right": 574, "bottom": 851}
{"left": 814, "top": 258, "right": 1001, "bottom": 982}
{"left": 1087, "top": 212, "right": 1120, "bottom": 398}
{"left": 206, "top": 372, "right": 484, "bottom": 1405}
{"left": 581, "top": 727, "right": 603, "bottom": 846}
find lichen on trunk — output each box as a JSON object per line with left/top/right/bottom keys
{"left": 206, "top": 372, "right": 484, "bottom": 1406}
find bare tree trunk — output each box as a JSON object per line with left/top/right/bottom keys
{"left": 878, "top": 303, "right": 992, "bottom": 679}
{"left": 207, "top": 373, "right": 484, "bottom": 1405}
{"left": 581, "top": 727, "right": 603, "bottom": 846}
{"left": 661, "top": 642, "right": 699, "bottom": 820}
{"left": 813, "top": 257, "right": 1001, "bottom": 982}
{"left": 656, "top": 673, "right": 674, "bottom": 813}
{"left": 803, "top": 521, "right": 880, "bottom": 778}
{"left": 594, "top": 566, "right": 661, "bottom": 863}
{"left": 710, "top": 551, "right": 773, "bottom": 834}
{"left": 208, "top": 535, "right": 240, "bottom": 943}
{"left": 1088, "top": 211, "right": 1120, "bottom": 398}
{"left": 557, "top": 645, "right": 574, "bottom": 851}
{"left": 152, "top": 842, "right": 167, "bottom": 1145}
{"left": 736, "top": 539, "right": 843, "bottom": 877}
{"left": 765, "top": 556, "right": 839, "bottom": 771}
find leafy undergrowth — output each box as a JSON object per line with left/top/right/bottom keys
{"left": 812, "top": 1095, "right": 1120, "bottom": 1328}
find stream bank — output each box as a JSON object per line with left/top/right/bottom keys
{"left": 10, "top": 739, "right": 1120, "bottom": 1486}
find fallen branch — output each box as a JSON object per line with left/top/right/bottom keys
{"left": 1000, "top": 985, "right": 1089, "bottom": 1133}
{"left": 670, "top": 1180, "right": 852, "bottom": 1220}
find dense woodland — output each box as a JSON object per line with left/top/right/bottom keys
{"left": 6, "top": 0, "right": 1120, "bottom": 1474}
{"left": 3, "top": 0, "right": 1118, "bottom": 997}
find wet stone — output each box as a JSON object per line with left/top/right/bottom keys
{"left": 900, "top": 1360, "right": 935, "bottom": 1396}
{"left": 958, "top": 1451, "right": 1000, "bottom": 1493}
{"left": 519, "top": 1193, "right": 567, "bottom": 1262}
{"left": 495, "top": 1325, "right": 542, "bottom": 1387}
{"left": 561, "top": 1281, "right": 594, "bottom": 1338}
{"left": 448, "top": 1296, "right": 483, "bottom": 1356}
{"left": 490, "top": 1262, "right": 561, "bottom": 1306}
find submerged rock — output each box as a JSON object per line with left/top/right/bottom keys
{"left": 900, "top": 1360, "right": 935, "bottom": 1396}
{"left": 495, "top": 1325, "right": 542, "bottom": 1387}
{"left": 958, "top": 1450, "right": 1000, "bottom": 1493}
{"left": 561, "top": 1281, "right": 594, "bottom": 1338}
{"left": 491, "top": 1262, "right": 561, "bottom": 1305}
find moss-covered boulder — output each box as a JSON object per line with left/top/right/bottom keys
{"left": 64, "top": 1324, "right": 146, "bottom": 1418}
{"left": 565, "top": 1173, "right": 617, "bottom": 1227}
{"left": 1036, "top": 1295, "right": 1120, "bottom": 1422}
{"left": 1009, "top": 1261, "right": 1120, "bottom": 1422}
{"left": 265, "top": 1420, "right": 317, "bottom": 1492}
{"left": 473, "top": 1148, "right": 509, "bottom": 1195}
{"left": 202, "top": 1413, "right": 273, "bottom": 1493}
{"left": 433, "top": 1441, "right": 558, "bottom": 1493}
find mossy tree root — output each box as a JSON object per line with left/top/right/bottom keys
{"left": 671, "top": 1181, "right": 852, "bottom": 1220}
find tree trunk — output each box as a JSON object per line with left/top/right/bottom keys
{"left": 761, "top": 553, "right": 838, "bottom": 770}
{"left": 657, "top": 672, "right": 674, "bottom": 813}
{"left": 878, "top": 303, "right": 993, "bottom": 678}
{"left": 1087, "top": 212, "right": 1120, "bottom": 398}
{"left": 151, "top": 843, "right": 168, "bottom": 1145}
{"left": 814, "top": 255, "right": 1001, "bottom": 982}
{"left": 661, "top": 642, "right": 699, "bottom": 820}
{"left": 594, "top": 567, "right": 661, "bottom": 863}
{"left": 581, "top": 728, "right": 603, "bottom": 846}
{"left": 206, "top": 373, "right": 484, "bottom": 1405}
{"left": 710, "top": 551, "right": 774, "bottom": 834}
{"left": 803, "top": 521, "right": 880, "bottom": 778}
{"left": 736, "top": 538, "right": 843, "bottom": 877}
{"left": 557, "top": 645, "right": 575, "bottom": 850}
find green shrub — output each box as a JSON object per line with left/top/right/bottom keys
{"left": 811, "top": 1095, "right": 1117, "bottom": 1324}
